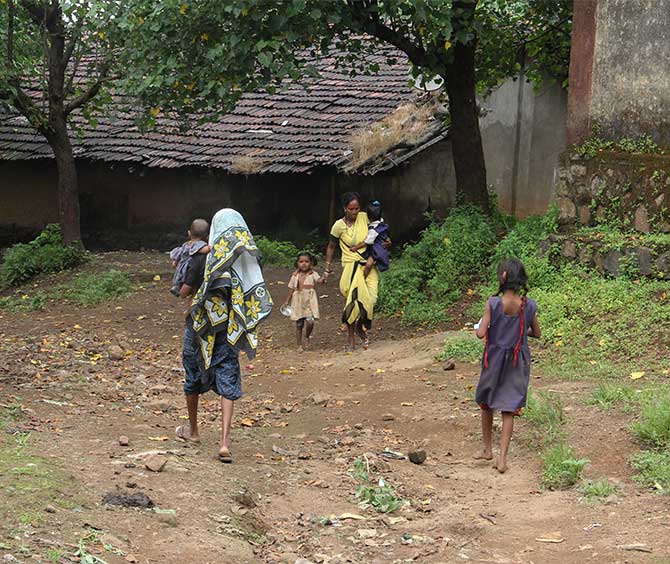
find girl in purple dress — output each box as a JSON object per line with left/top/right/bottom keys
{"left": 474, "top": 258, "right": 541, "bottom": 473}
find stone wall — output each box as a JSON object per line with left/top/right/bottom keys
{"left": 555, "top": 151, "right": 670, "bottom": 233}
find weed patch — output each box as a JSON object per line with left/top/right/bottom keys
{"left": 522, "top": 389, "right": 565, "bottom": 446}
{"left": 586, "top": 383, "right": 636, "bottom": 410}
{"left": 67, "top": 270, "right": 133, "bottom": 306}
{"left": 350, "top": 458, "right": 403, "bottom": 513}
{"left": 630, "top": 450, "right": 670, "bottom": 493}
{"left": 541, "top": 444, "right": 589, "bottom": 489}
{"left": 630, "top": 390, "right": 670, "bottom": 448}
{"left": 437, "top": 334, "right": 483, "bottom": 363}
{"left": 578, "top": 478, "right": 618, "bottom": 503}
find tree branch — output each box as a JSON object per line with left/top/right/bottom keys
{"left": 63, "top": 4, "right": 88, "bottom": 66}
{"left": 63, "top": 62, "right": 110, "bottom": 115}
{"left": 19, "top": 0, "right": 47, "bottom": 25}
{"left": 7, "top": 0, "right": 16, "bottom": 69}
{"left": 347, "top": 3, "right": 430, "bottom": 68}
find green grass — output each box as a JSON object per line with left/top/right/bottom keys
{"left": 0, "top": 293, "right": 47, "bottom": 312}
{"left": 541, "top": 444, "right": 589, "bottom": 489}
{"left": 578, "top": 478, "right": 618, "bottom": 503}
{"left": 0, "top": 405, "right": 71, "bottom": 533}
{"left": 630, "top": 390, "right": 670, "bottom": 448}
{"left": 437, "top": 334, "right": 484, "bottom": 363}
{"left": 255, "top": 236, "right": 302, "bottom": 267}
{"left": 522, "top": 389, "right": 565, "bottom": 446}
{"left": 630, "top": 450, "right": 670, "bottom": 494}
{"left": 586, "top": 383, "right": 636, "bottom": 410}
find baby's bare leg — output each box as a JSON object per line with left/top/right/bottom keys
{"left": 363, "top": 256, "right": 375, "bottom": 277}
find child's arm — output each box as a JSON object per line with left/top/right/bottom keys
{"left": 528, "top": 313, "right": 541, "bottom": 338}
{"left": 475, "top": 300, "right": 492, "bottom": 339}
{"left": 283, "top": 274, "right": 297, "bottom": 305}
{"left": 200, "top": 244, "right": 211, "bottom": 254}
{"left": 349, "top": 242, "right": 368, "bottom": 252}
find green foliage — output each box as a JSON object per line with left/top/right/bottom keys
{"left": 255, "top": 236, "right": 302, "bottom": 268}
{"left": 541, "top": 444, "right": 588, "bottom": 489}
{"left": 0, "top": 225, "right": 87, "bottom": 288}
{"left": 121, "top": 1, "right": 571, "bottom": 127}
{"left": 630, "top": 450, "right": 670, "bottom": 493}
{"left": 578, "top": 478, "right": 618, "bottom": 502}
{"left": 522, "top": 389, "right": 565, "bottom": 446}
{"left": 350, "top": 458, "right": 403, "bottom": 514}
{"left": 575, "top": 133, "right": 662, "bottom": 159}
{"left": 378, "top": 207, "right": 495, "bottom": 326}
{"left": 631, "top": 390, "right": 670, "bottom": 449}
{"left": 437, "top": 335, "right": 484, "bottom": 363}
{"left": 585, "top": 383, "right": 636, "bottom": 410}
{"left": 68, "top": 270, "right": 134, "bottom": 307}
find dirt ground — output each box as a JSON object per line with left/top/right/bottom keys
{"left": 1, "top": 251, "right": 669, "bottom": 564}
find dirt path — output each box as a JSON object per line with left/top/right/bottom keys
{"left": 1, "top": 252, "right": 668, "bottom": 564}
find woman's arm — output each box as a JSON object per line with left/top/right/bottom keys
{"left": 475, "top": 300, "right": 492, "bottom": 339}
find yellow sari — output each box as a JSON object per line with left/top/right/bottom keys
{"left": 330, "top": 211, "right": 378, "bottom": 327}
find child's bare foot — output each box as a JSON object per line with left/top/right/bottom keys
{"left": 495, "top": 457, "right": 508, "bottom": 473}
{"left": 473, "top": 449, "right": 493, "bottom": 460}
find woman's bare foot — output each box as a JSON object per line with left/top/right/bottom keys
{"left": 473, "top": 449, "right": 493, "bottom": 461}
{"left": 495, "top": 457, "right": 508, "bottom": 473}
{"left": 218, "top": 446, "right": 232, "bottom": 463}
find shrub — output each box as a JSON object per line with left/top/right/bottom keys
{"left": 630, "top": 450, "right": 670, "bottom": 493}
{"left": 378, "top": 206, "right": 495, "bottom": 326}
{"left": 631, "top": 390, "right": 670, "bottom": 449}
{"left": 437, "top": 334, "right": 484, "bottom": 363}
{"left": 541, "top": 444, "right": 588, "bottom": 489}
{"left": 350, "top": 458, "right": 403, "bottom": 513}
{"left": 69, "top": 270, "right": 133, "bottom": 306}
{"left": 0, "top": 224, "right": 87, "bottom": 288}
{"left": 254, "top": 236, "right": 301, "bottom": 268}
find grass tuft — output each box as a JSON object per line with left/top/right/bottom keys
{"left": 585, "top": 383, "right": 636, "bottom": 410}
{"left": 522, "top": 389, "right": 565, "bottom": 446}
{"left": 630, "top": 390, "right": 670, "bottom": 448}
{"left": 541, "top": 444, "right": 589, "bottom": 489}
{"left": 578, "top": 478, "right": 618, "bottom": 503}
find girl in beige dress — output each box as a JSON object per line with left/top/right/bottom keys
{"left": 282, "top": 253, "right": 322, "bottom": 349}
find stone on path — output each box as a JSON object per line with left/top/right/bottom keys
{"left": 145, "top": 454, "right": 168, "bottom": 472}
{"left": 118, "top": 435, "right": 130, "bottom": 446}
{"left": 408, "top": 450, "right": 427, "bottom": 465}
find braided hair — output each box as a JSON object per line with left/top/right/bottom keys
{"left": 495, "top": 258, "right": 529, "bottom": 296}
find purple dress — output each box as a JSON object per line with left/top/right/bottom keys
{"left": 475, "top": 296, "right": 537, "bottom": 415}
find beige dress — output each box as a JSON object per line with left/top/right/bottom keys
{"left": 288, "top": 271, "right": 320, "bottom": 321}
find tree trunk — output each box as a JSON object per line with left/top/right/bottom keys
{"left": 443, "top": 5, "right": 490, "bottom": 213}
{"left": 46, "top": 123, "right": 82, "bottom": 245}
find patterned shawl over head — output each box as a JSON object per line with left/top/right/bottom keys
{"left": 190, "top": 208, "right": 273, "bottom": 368}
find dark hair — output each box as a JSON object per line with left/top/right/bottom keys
{"left": 367, "top": 200, "right": 382, "bottom": 222}
{"left": 341, "top": 192, "right": 361, "bottom": 208}
{"left": 189, "top": 218, "right": 210, "bottom": 239}
{"left": 295, "top": 252, "right": 317, "bottom": 268}
{"left": 496, "top": 258, "right": 528, "bottom": 295}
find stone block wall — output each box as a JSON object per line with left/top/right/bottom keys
{"left": 555, "top": 151, "right": 670, "bottom": 233}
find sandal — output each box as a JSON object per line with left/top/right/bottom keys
{"left": 175, "top": 424, "right": 201, "bottom": 443}
{"left": 218, "top": 448, "right": 233, "bottom": 464}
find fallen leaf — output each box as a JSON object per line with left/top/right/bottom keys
{"left": 401, "top": 402, "right": 414, "bottom": 407}
{"left": 630, "top": 371, "right": 645, "bottom": 380}
{"left": 240, "top": 417, "right": 257, "bottom": 427}
{"left": 153, "top": 275, "right": 161, "bottom": 281}
{"left": 147, "top": 436, "right": 169, "bottom": 442}
{"left": 338, "top": 513, "right": 367, "bottom": 521}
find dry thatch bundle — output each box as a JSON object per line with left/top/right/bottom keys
{"left": 229, "top": 154, "right": 268, "bottom": 175}
{"left": 345, "top": 102, "right": 436, "bottom": 171}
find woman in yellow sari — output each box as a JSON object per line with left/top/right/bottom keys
{"left": 323, "top": 192, "right": 379, "bottom": 350}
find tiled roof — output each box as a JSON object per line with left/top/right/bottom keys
{"left": 0, "top": 47, "right": 443, "bottom": 174}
